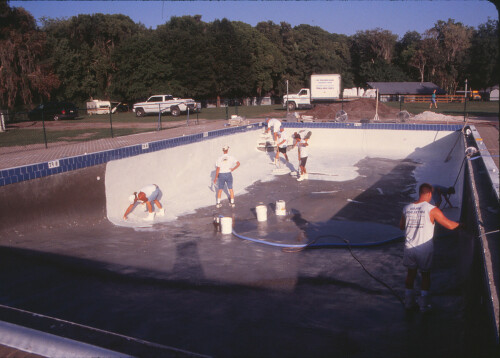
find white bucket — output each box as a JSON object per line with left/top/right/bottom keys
{"left": 276, "top": 200, "right": 286, "bottom": 216}
{"left": 256, "top": 205, "right": 267, "bottom": 222}
{"left": 220, "top": 217, "right": 233, "bottom": 234}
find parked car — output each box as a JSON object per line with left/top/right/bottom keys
{"left": 133, "top": 95, "right": 201, "bottom": 117}
{"left": 28, "top": 102, "right": 79, "bottom": 121}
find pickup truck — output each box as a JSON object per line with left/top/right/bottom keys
{"left": 133, "top": 95, "right": 201, "bottom": 117}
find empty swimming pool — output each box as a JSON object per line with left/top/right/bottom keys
{"left": 0, "top": 122, "right": 496, "bottom": 357}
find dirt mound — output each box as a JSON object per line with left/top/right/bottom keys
{"left": 304, "top": 98, "right": 400, "bottom": 121}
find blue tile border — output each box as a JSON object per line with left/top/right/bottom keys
{"left": 0, "top": 122, "right": 464, "bottom": 187}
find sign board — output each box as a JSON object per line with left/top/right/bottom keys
{"left": 310, "top": 74, "right": 341, "bottom": 100}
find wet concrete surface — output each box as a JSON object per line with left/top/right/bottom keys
{"left": 0, "top": 156, "right": 495, "bottom": 357}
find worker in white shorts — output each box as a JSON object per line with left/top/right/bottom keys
{"left": 295, "top": 133, "right": 309, "bottom": 181}
{"left": 123, "top": 184, "right": 164, "bottom": 221}
{"left": 399, "top": 183, "right": 460, "bottom": 312}
{"left": 265, "top": 117, "right": 282, "bottom": 142}
{"left": 275, "top": 126, "right": 289, "bottom": 165}
{"left": 214, "top": 145, "right": 240, "bottom": 208}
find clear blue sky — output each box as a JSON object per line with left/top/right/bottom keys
{"left": 11, "top": 0, "right": 498, "bottom": 37}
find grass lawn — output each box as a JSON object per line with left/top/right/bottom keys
{"left": 0, "top": 128, "right": 152, "bottom": 147}
{"left": 2, "top": 102, "right": 496, "bottom": 147}
{"left": 76, "top": 104, "right": 284, "bottom": 123}
{"left": 385, "top": 101, "right": 499, "bottom": 117}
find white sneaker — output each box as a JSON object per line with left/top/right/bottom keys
{"left": 216, "top": 203, "right": 222, "bottom": 208}
{"left": 145, "top": 212, "right": 155, "bottom": 221}
{"left": 157, "top": 208, "right": 165, "bottom": 217}
{"left": 297, "top": 175, "right": 304, "bottom": 182}
{"left": 304, "top": 173, "right": 308, "bottom": 179}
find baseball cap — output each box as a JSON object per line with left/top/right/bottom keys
{"left": 223, "top": 145, "right": 229, "bottom": 150}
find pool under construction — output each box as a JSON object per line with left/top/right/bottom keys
{"left": 0, "top": 122, "right": 498, "bottom": 357}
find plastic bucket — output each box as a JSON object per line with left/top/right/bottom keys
{"left": 256, "top": 204, "right": 267, "bottom": 222}
{"left": 220, "top": 217, "right": 233, "bottom": 234}
{"left": 275, "top": 200, "right": 286, "bottom": 216}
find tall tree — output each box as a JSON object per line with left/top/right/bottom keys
{"left": 233, "top": 21, "right": 285, "bottom": 98}
{"left": 395, "top": 31, "right": 421, "bottom": 81}
{"left": 0, "top": 1, "right": 59, "bottom": 109}
{"left": 466, "top": 18, "right": 498, "bottom": 90}
{"left": 350, "top": 28, "right": 399, "bottom": 85}
{"left": 110, "top": 30, "right": 174, "bottom": 101}
{"left": 42, "top": 13, "right": 143, "bottom": 102}
{"left": 258, "top": 22, "right": 352, "bottom": 93}
{"left": 432, "top": 19, "right": 473, "bottom": 93}
{"left": 206, "top": 18, "right": 254, "bottom": 102}
{"left": 293, "top": 25, "right": 353, "bottom": 88}
{"left": 153, "top": 15, "right": 213, "bottom": 99}
{"left": 408, "top": 30, "right": 441, "bottom": 83}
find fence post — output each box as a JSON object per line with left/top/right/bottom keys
{"left": 0, "top": 110, "right": 6, "bottom": 132}
{"left": 157, "top": 103, "right": 162, "bottom": 131}
{"left": 186, "top": 107, "right": 190, "bottom": 126}
{"left": 42, "top": 108, "right": 48, "bottom": 148}
{"left": 464, "top": 79, "right": 468, "bottom": 122}
{"left": 225, "top": 101, "right": 228, "bottom": 120}
{"left": 109, "top": 108, "right": 114, "bottom": 138}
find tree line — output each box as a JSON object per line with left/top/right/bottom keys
{"left": 0, "top": 0, "right": 498, "bottom": 110}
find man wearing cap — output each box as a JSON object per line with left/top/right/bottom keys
{"left": 292, "top": 129, "right": 312, "bottom": 145}
{"left": 123, "top": 184, "right": 164, "bottom": 221}
{"left": 214, "top": 146, "right": 240, "bottom": 208}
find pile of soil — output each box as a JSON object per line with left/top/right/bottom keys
{"left": 303, "top": 98, "right": 400, "bottom": 121}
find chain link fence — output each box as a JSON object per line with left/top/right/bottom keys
{"left": 0, "top": 99, "right": 250, "bottom": 155}
{"left": 1, "top": 95, "right": 495, "bottom": 155}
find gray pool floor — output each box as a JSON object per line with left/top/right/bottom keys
{"left": 0, "top": 157, "right": 492, "bottom": 357}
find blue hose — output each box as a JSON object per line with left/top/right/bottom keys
{"left": 231, "top": 229, "right": 404, "bottom": 249}
{"left": 231, "top": 230, "right": 312, "bottom": 248}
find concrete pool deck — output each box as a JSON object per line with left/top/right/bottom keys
{"left": 0, "top": 114, "right": 498, "bottom": 357}
{"left": 0, "top": 116, "right": 498, "bottom": 171}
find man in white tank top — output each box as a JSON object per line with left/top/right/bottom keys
{"left": 399, "top": 183, "right": 460, "bottom": 312}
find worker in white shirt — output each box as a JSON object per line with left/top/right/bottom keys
{"left": 214, "top": 145, "right": 240, "bottom": 208}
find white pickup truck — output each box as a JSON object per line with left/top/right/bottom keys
{"left": 133, "top": 95, "right": 201, "bottom": 117}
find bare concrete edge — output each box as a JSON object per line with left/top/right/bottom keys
{"left": 465, "top": 127, "right": 500, "bottom": 345}
{"left": 0, "top": 164, "right": 108, "bottom": 235}
{"left": 0, "top": 320, "right": 134, "bottom": 358}
{"left": 0, "top": 304, "right": 212, "bottom": 358}
{"left": 470, "top": 125, "right": 500, "bottom": 201}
